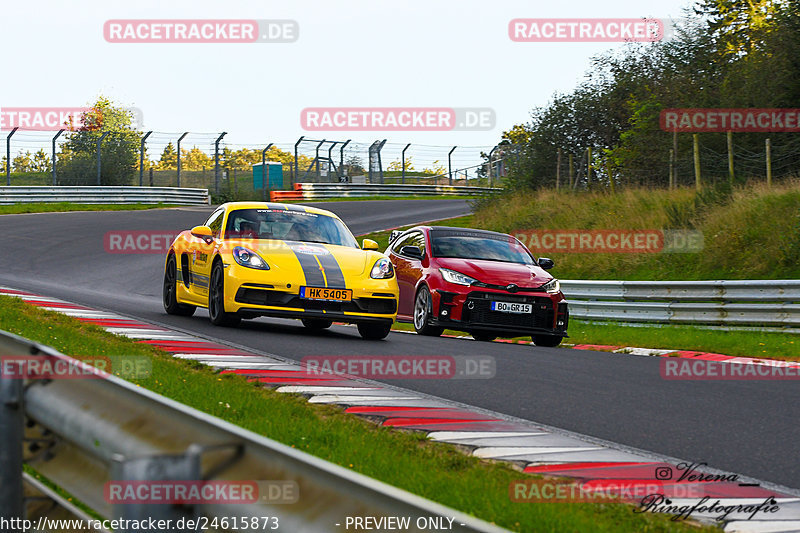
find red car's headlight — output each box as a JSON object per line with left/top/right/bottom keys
{"left": 440, "top": 268, "right": 477, "bottom": 286}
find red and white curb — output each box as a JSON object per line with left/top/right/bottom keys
{"left": 571, "top": 344, "right": 800, "bottom": 369}
{"left": 2, "top": 285, "right": 799, "bottom": 532}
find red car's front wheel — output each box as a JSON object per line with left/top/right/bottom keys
{"left": 413, "top": 286, "right": 444, "bottom": 337}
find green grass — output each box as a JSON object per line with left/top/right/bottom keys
{"left": 0, "top": 295, "right": 710, "bottom": 533}
{"left": 0, "top": 203, "right": 180, "bottom": 215}
{"left": 471, "top": 182, "right": 800, "bottom": 280}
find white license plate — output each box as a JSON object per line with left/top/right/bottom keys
{"left": 491, "top": 301, "right": 532, "bottom": 314}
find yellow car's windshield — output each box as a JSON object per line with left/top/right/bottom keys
{"left": 224, "top": 208, "right": 359, "bottom": 248}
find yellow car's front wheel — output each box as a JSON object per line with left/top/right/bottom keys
{"left": 208, "top": 261, "right": 241, "bottom": 327}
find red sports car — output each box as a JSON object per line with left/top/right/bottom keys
{"left": 387, "top": 226, "right": 568, "bottom": 346}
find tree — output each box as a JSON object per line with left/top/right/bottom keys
{"left": 156, "top": 143, "right": 178, "bottom": 170}
{"left": 56, "top": 96, "right": 141, "bottom": 185}
{"left": 32, "top": 149, "right": 51, "bottom": 173}
{"left": 181, "top": 147, "right": 213, "bottom": 171}
{"left": 387, "top": 156, "right": 415, "bottom": 172}
{"left": 12, "top": 152, "right": 33, "bottom": 173}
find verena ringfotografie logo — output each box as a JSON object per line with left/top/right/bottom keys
{"left": 104, "top": 480, "right": 298, "bottom": 504}
{"left": 509, "top": 18, "right": 664, "bottom": 42}
{"left": 302, "top": 355, "right": 495, "bottom": 380}
{"left": 513, "top": 229, "right": 703, "bottom": 254}
{"left": 300, "top": 108, "right": 495, "bottom": 131}
{"left": 661, "top": 358, "right": 800, "bottom": 380}
{"left": 104, "top": 19, "right": 298, "bottom": 43}
{"left": 660, "top": 108, "right": 800, "bottom": 132}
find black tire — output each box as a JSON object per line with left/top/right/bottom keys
{"left": 471, "top": 331, "right": 497, "bottom": 342}
{"left": 413, "top": 286, "right": 444, "bottom": 337}
{"left": 208, "top": 261, "right": 241, "bottom": 327}
{"left": 533, "top": 334, "right": 563, "bottom": 347}
{"left": 163, "top": 255, "right": 196, "bottom": 316}
{"left": 357, "top": 322, "right": 392, "bottom": 340}
{"left": 302, "top": 318, "right": 333, "bottom": 330}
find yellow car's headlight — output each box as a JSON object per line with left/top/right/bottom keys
{"left": 233, "top": 246, "right": 270, "bottom": 270}
{"left": 370, "top": 257, "right": 394, "bottom": 279}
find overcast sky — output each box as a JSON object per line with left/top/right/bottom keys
{"left": 2, "top": 0, "right": 695, "bottom": 166}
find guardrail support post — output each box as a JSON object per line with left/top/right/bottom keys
{"left": 293, "top": 136, "right": 304, "bottom": 187}
{"left": 402, "top": 143, "right": 411, "bottom": 184}
{"left": 214, "top": 132, "right": 227, "bottom": 196}
{"left": 6, "top": 127, "right": 19, "bottom": 186}
{"left": 0, "top": 370, "right": 24, "bottom": 521}
{"left": 111, "top": 447, "right": 202, "bottom": 530}
{"left": 448, "top": 146, "right": 456, "bottom": 185}
{"left": 339, "top": 139, "right": 350, "bottom": 182}
{"left": 139, "top": 131, "right": 152, "bottom": 186}
{"left": 51, "top": 129, "right": 65, "bottom": 186}
{"left": 176, "top": 132, "right": 189, "bottom": 188}
{"left": 262, "top": 143, "right": 273, "bottom": 200}
{"left": 96, "top": 132, "right": 110, "bottom": 185}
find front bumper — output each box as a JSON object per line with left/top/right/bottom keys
{"left": 431, "top": 289, "right": 569, "bottom": 337}
{"left": 223, "top": 262, "right": 398, "bottom": 324}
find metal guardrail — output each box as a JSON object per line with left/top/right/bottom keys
{"left": 561, "top": 279, "right": 800, "bottom": 328}
{"left": 0, "top": 330, "right": 508, "bottom": 533}
{"left": 295, "top": 183, "right": 501, "bottom": 198}
{"left": 0, "top": 186, "right": 210, "bottom": 205}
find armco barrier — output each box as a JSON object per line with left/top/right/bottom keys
{"left": 293, "top": 183, "right": 501, "bottom": 199}
{"left": 0, "top": 329, "right": 507, "bottom": 532}
{"left": 0, "top": 186, "right": 210, "bottom": 205}
{"left": 561, "top": 279, "right": 800, "bottom": 328}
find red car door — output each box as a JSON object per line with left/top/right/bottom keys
{"left": 390, "top": 231, "right": 426, "bottom": 317}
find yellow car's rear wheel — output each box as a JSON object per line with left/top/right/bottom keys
{"left": 163, "top": 254, "right": 195, "bottom": 317}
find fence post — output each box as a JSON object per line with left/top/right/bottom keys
{"left": 293, "top": 136, "right": 304, "bottom": 187}
{"left": 693, "top": 133, "right": 701, "bottom": 190}
{"left": 765, "top": 138, "right": 772, "bottom": 188}
{"left": 214, "top": 132, "right": 226, "bottom": 196}
{"left": 586, "top": 147, "right": 592, "bottom": 191}
{"left": 139, "top": 131, "right": 152, "bottom": 186}
{"left": 673, "top": 129, "right": 678, "bottom": 186}
{"left": 448, "top": 146, "right": 456, "bottom": 185}
{"left": 327, "top": 141, "right": 339, "bottom": 183}
{"left": 176, "top": 132, "right": 189, "bottom": 188}
{"left": 0, "top": 372, "right": 24, "bottom": 521}
{"left": 669, "top": 148, "right": 675, "bottom": 190}
{"left": 6, "top": 127, "right": 18, "bottom": 185}
{"left": 605, "top": 157, "right": 615, "bottom": 194}
{"left": 556, "top": 148, "right": 562, "bottom": 191}
{"left": 149, "top": 168, "right": 154, "bottom": 187}
{"left": 96, "top": 132, "right": 110, "bottom": 185}
{"left": 339, "top": 140, "right": 350, "bottom": 182}
{"left": 727, "top": 131, "right": 734, "bottom": 184}
{"left": 52, "top": 129, "right": 65, "bottom": 186}
{"left": 402, "top": 143, "right": 411, "bottom": 184}
{"left": 261, "top": 143, "right": 273, "bottom": 199}
{"left": 568, "top": 153, "right": 574, "bottom": 188}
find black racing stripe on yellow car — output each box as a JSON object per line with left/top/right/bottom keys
{"left": 285, "top": 242, "right": 326, "bottom": 287}
{"left": 315, "top": 249, "right": 346, "bottom": 288}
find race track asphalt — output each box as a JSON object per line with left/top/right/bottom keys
{"left": 0, "top": 199, "right": 797, "bottom": 490}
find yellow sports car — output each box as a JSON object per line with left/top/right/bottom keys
{"left": 162, "top": 202, "right": 398, "bottom": 339}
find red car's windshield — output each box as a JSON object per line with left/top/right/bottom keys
{"left": 224, "top": 208, "right": 359, "bottom": 248}
{"left": 430, "top": 230, "right": 534, "bottom": 265}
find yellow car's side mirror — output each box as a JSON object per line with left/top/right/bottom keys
{"left": 362, "top": 239, "right": 379, "bottom": 251}
{"left": 191, "top": 225, "right": 214, "bottom": 243}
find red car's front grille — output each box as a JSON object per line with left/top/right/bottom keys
{"left": 461, "top": 292, "right": 554, "bottom": 329}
